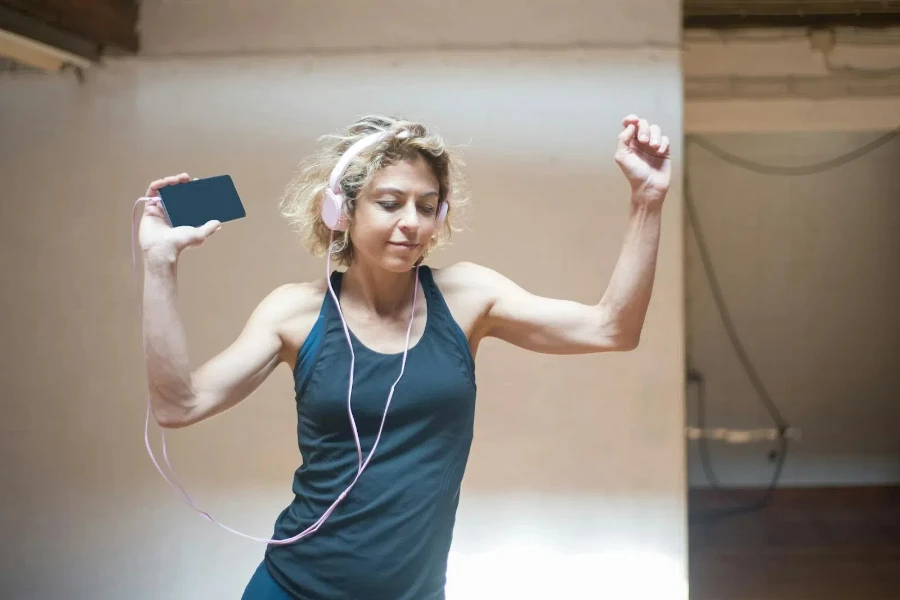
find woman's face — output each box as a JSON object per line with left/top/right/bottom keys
{"left": 349, "top": 154, "right": 442, "bottom": 272}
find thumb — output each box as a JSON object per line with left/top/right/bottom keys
{"left": 199, "top": 219, "right": 223, "bottom": 239}
{"left": 183, "top": 220, "right": 222, "bottom": 247}
{"left": 616, "top": 123, "right": 636, "bottom": 150}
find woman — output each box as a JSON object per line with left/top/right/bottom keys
{"left": 138, "top": 114, "right": 671, "bottom": 599}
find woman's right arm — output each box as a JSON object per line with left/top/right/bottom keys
{"left": 139, "top": 173, "right": 294, "bottom": 429}
{"left": 142, "top": 255, "right": 287, "bottom": 428}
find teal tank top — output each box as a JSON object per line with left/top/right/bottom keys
{"left": 264, "top": 265, "right": 477, "bottom": 599}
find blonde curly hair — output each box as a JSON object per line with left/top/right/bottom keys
{"left": 280, "top": 115, "right": 467, "bottom": 266}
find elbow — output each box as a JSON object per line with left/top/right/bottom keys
{"left": 150, "top": 391, "right": 197, "bottom": 429}
{"left": 595, "top": 305, "right": 642, "bottom": 352}
{"left": 609, "top": 325, "right": 641, "bottom": 352}
{"left": 617, "top": 332, "right": 641, "bottom": 351}
{"left": 597, "top": 317, "right": 641, "bottom": 352}
{"left": 156, "top": 412, "right": 191, "bottom": 429}
{"left": 153, "top": 405, "right": 190, "bottom": 429}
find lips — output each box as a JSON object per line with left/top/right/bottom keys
{"left": 389, "top": 242, "right": 418, "bottom": 249}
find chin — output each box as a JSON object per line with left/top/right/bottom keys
{"left": 374, "top": 248, "right": 425, "bottom": 271}
{"left": 379, "top": 256, "right": 421, "bottom": 272}
{"left": 353, "top": 242, "right": 425, "bottom": 272}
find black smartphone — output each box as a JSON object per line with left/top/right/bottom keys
{"left": 157, "top": 175, "right": 247, "bottom": 228}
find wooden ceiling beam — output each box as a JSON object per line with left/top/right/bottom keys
{"left": 684, "top": 0, "right": 900, "bottom": 28}
{"left": 0, "top": 0, "right": 138, "bottom": 54}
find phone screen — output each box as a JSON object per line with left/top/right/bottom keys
{"left": 158, "top": 175, "right": 247, "bottom": 228}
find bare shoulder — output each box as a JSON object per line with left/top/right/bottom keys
{"left": 431, "top": 261, "right": 516, "bottom": 302}
{"left": 431, "top": 261, "right": 494, "bottom": 303}
{"left": 432, "top": 261, "right": 496, "bottom": 286}
{"left": 249, "top": 279, "right": 326, "bottom": 324}
{"left": 251, "top": 278, "right": 330, "bottom": 369}
{"left": 429, "top": 261, "right": 506, "bottom": 348}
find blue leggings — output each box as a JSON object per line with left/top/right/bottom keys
{"left": 241, "top": 561, "right": 294, "bottom": 600}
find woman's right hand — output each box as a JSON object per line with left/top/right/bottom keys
{"left": 139, "top": 173, "right": 223, "bottom": 265}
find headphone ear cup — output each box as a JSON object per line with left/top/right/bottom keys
{"left": 435, "top": 201, "right": 449, "bottom": 231}
{"left": 322, "top": 189, "right": 348, "bottom": 231}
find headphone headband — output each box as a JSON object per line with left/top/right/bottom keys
{"left": 321, "top": 129, "right": 448, "bottom": 232}
{"left": 327, "top": 130, "right": 409, "bottom": 192}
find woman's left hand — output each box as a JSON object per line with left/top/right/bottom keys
{"left": 614, "top": 114, "right": 671, "bottom": 206}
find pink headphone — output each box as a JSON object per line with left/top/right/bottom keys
{"left": 321, "top": 128, "right": 449, "bottom": 232}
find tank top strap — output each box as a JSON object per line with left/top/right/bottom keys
{"left": 292, "top": 273, "right": 341, "bottom": 399}
{"left": 418, "top": 265, "right": 475, "bottom": 378}
{"left": 329, "top": 270, "right": 344, "bottom": 298}
{"left": 322, "top": 270, "right": 343, "bottom": 325}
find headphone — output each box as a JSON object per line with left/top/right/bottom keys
{"left": 321, "top": 128, "right": 449, "bottom": 232}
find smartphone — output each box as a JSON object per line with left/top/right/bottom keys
{"left": 157, "top": 175, "right": 246, "bottom": 228}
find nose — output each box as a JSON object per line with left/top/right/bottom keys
{"left": 397, "top": 202, "right": 420, "bottom": 233}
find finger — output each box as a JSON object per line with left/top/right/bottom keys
{"left": 144, "top": 203, "right": 167, "bottom": 220}
{"left": 658, "top": 136, "right": 670, "bottom": 156}
{"left": 139, "top": 197, "right": 167, "bottom": 219}
{"left": 138, "top": 196, "right": 161, "bottom": 207}
{"left": 649, "top": 124, "right": 661, "bottom": 148}
{"left": 146, "top": 179, "right": 167, "bottom": 197}
{"left": 146, "top": 173, "right": 188, "bottom": 196}
{"left": 617, "top": 123, "right": 637, "bottom": 144}
{"left": 622, "top": 114, "right": 640, "bottom": 126}
{"left": 637, "top": 119, "right": 650, "bottom": 143}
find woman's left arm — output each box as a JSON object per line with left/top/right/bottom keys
{"left": 462, "top": 114, "right": 671, "bottom": 355}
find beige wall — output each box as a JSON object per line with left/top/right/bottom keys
{"left": 0, "top": 3, "right": 685, "bottom": 599}
{"left": 137, "top": 0, "right": 679, "bottom": 55}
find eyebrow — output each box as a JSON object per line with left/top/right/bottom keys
{"left": 374, "top": 186, "right": 440, "bottom": 199}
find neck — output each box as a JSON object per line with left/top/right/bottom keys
{"left": 341, "top": 261, "right": 418, "bottom": 317}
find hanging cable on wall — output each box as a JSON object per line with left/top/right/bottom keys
{"left": 689, "top": 125, "right": 900, "bottom": 176}
{"left": 684, "top": 162, "right": 790, "bottom": 520}
{"left": 684, "top": 125, "right": 900, "bottom": 520}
